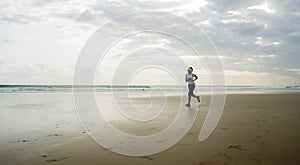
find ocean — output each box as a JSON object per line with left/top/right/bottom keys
{"left": 0, "top": 85, "right": 299, "bottom": 94}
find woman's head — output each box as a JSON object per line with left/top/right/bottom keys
{"left": 187, "top": 67, "right": 193, "bottom": 74}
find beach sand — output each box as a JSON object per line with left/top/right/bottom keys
{"left": 0, "top": 93, "right": 299, "bottom": 164}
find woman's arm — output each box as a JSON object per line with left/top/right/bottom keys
{"left": 185, "top": 74, "right": 188, "bottom": 82}
{"left": 192, "top": 74, "right": 198, "bottom": 82}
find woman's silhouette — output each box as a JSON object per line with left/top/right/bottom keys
{"left": 185, "top": 67, "right": 200, "bottom": 107}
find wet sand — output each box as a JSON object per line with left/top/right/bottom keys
{"left": 0, "top": 93, "right": 299, "bottom": 164}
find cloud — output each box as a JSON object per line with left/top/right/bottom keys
{"left": 224, "top": 70, "right": 300, "bottom": 86}
{"left": 32, "top": 0, "right": 56, "bottom": 6}
{"left": 248, "top": 2, "right": 274, "bottom": 14}
{"left": 0, "top": 61, "right": 73, "bottom": 84}
{"left": 286, "top": 32, "right": 300, "bottom": 43}
{"left": 91, "top": 0, "right": 197, "bottom": 18}
{"left": 0, "top": 13, "right": 39, "bottom": 24}
{"left": 0, "top": 0, "right": 299, "bottom": 85}
{"left": 285, "top": 68, "right": 300, "bottom": 75}
{"left": 1, "top": 39, "right": 9, "bottom": 43}
{"left": 192, "top": 0, "right": 299, "bottom": 74}
{"left": 209, "top": 0, "right": 258, "bottom": 11}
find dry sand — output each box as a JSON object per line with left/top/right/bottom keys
{"left": 0, "top": 93, "right": 299, "bottom": 165}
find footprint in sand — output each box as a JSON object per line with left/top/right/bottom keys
{"left": 11, "top": 139, "right": 29, "bottom": 143}
{"left": 252, "top": 154, "right": 262, "bottom": 163}
{"left": 228, "top": 144, "right": 245, "bottom": 151}
{"left": 221, "top": 127, "right": 229, "bottom": 131}
{"left": 259, "top": 141, "right": 268, "bottom": 150}
{"left": 157, "top": 139, "right": 164, "bottom": 143}
{"left": 139, "top": 156, "right": 154, "bottom": 161}
{"left": 251, "top": 135, "right": 269, "bottom": 156}
{"left": 156, "top": 138, "right": 169, "bottom": 143}
{"left": 45, "top": 157, "right": 69, "bottom": 163}
{"left": 47, "top": 133, "right": 63, "bottom": 137}
{"left": 186, "top": 132, "right": 193, "bottom": 135}
{"left": 218, "top": 153, "right": 231, "bottom": 159}
{"left": 178, "top": 142, "right": 191, "bottom": 146}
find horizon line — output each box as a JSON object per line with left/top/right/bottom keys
{"left": 0, "top": 84, "right": 299, "bottom": 87}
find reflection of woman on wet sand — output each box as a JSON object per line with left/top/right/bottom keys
{"left": 185, "top": 67, "right": 200, "bottom": 107}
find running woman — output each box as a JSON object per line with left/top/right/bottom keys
{"left": 185, "top": 67, "right": 200, "bottom": 107}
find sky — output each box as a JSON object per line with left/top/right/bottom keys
{"left": 0, "top": 0, "right": 299, "bottom": 86}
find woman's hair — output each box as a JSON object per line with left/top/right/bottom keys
{"left": 188, "top": 67, "right": 193, "bottom": 71}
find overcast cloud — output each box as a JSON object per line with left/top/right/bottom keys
{"left": 0, "top": 0, "right": 299, "bottom": 85}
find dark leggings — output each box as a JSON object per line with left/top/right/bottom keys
{"left": 187, "top": 83, "right": 198, "bottom": 104}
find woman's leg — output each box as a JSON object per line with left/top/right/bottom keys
{"left": 186, "top": 84, "right": 195, "bottom": 105}
{"left": 188, "top": 92, "right": 191, "bottom": 104}
{"left": 189, "top": 84, "right": 196, "bottom": 97}
{"left": 186, "top": 84, "right": 200, "bottom": 106}
{"left": 186, "top": 84, "right": 193, "bottom": 106}
{"left": 190, "top": 90, "right": 197, "bottom": 98}
{"left": 189, "top": 84, "right": 200, "bottom": 102}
